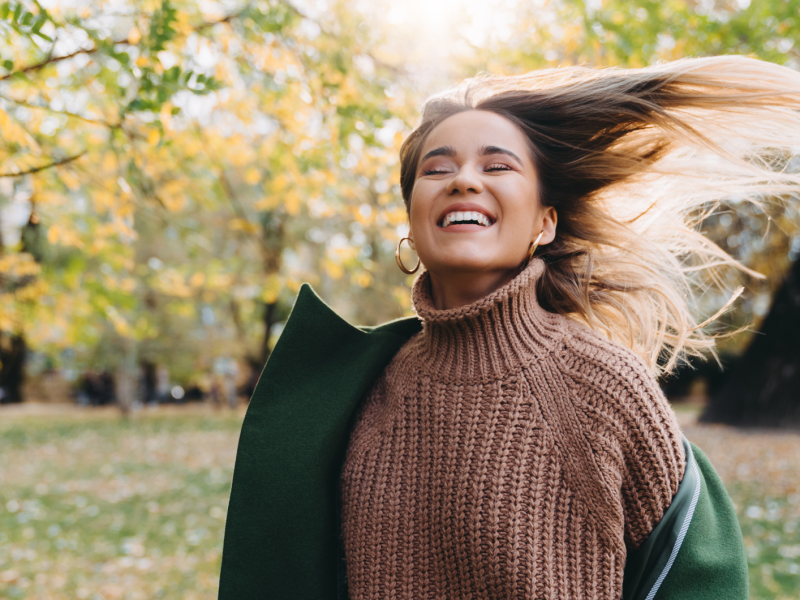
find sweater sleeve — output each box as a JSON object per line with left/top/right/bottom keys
{"left": 559, "top": 324, "right": 686, "bottom": 550}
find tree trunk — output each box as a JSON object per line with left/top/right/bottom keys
{"left": 702, "top": 257, "right": 800, "bottom": 428}
{"left": 116, "top": 338, "right": 138, "bottom": 417}
{"left": 260, "top": 300, "right": 278, "bottom": 366}
{"left": 0, "top": 332, "right": 26, "bottom": 404}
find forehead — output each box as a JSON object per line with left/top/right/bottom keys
{"left": 421, "top": 110, "right": 532, "bottom": 157}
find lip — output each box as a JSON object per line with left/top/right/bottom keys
{"left": 436, "top": 202, "right": 496, "bottom": 228}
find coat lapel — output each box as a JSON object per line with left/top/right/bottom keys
{"left": 218, "top": 283, "right": 421, "bottom": 600}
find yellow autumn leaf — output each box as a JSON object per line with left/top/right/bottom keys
{"left": 0, "top": 254, "right": 40, "bottom": 277}
{"left": 209, "top": 274, "right": 233, "bottom": 289}
{"left": 60, "top": 170, "right": 81, "bottom": 190}
{"left": 105, "top": 306, "right": 133, "bottom": 338}
{"left": 127, "top": 26, "right": 142, "bottom": 44}
{"left": 0, "top": 108, "right": 40, "bottom": 151}
{"left": 120, "top": 278, "right": 137, "bottom": 293}
{"left": 47, "top": 225, "right": 84, "bottom": 249}
{"left": 254, "top": 196, "right": 279, "bottom": 210}
{"left": 15, "top": 280, "right": 47, "bottom": 302}
{"left": 161, "top": 179, "right": 187, "bottom": 212}
{"left": 229, "top": 218, "right": 259, "bottom": 233}
{"left": 157, "top": 269, "right": 193, "bottom": 298}
{"left": 160, "top": 103, "right": 173, "bottom": 130}
{"left": 174, "top": 11, "right": 193, "bottom": 36}
{"left": 101, "top": 153, "right": 117, "bottom": 173}
{"left": 189, "top": 272, "right": 206, "bottom": 288}
{"left": 323, "top": 259, "right": 344, "bottom": 280}
{"left": 244, "top": 167, "right": 261, "bottom": 185}
{"left": 284, "top": 190, "right": 302, "bottom": 216}
{"left": 147, "top": 129, "right": 161, "bottom": 145}
{"left": 90, "top": 238, "right": 108, "bottom": 255}
{"left": 353, "top": 271, "right": 373, "bottom": 288}
{"left": 262, "top": 274, "right": 282, "bottom": 304}
{"left": 92, "top": 189, "right": 116, "bottom": 212}
{"left": 271, "top": 173, "right": 290, "bottom": 192}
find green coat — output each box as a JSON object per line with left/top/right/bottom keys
{"left": 219, "top": 284, "right": 749, "bottom": 600}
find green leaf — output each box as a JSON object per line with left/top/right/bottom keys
{"left": 0, "top": 3, "right": 10, "bottom": 20}
{"left": 31, "top": 15, "right": 45, "bottom": 34}
{"left": 12, "top": 2, "right": 22, "bottom": 23}
{"left": 2, "top": 59, "right": 12, "bottom": 71}
{"left": 164, "top": 65, "right": 180, "bottom": 83}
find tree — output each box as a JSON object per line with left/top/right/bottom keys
{"left": 702, "top": 255, "right": 800, "bottom": 427}
{"left": 2, "top": 0, "right": 800, "bottom": 410}
{"left": 1, "top": 0, "right": 420, "bottom": 403}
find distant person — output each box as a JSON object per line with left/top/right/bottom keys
{"left": 209, "top": 375, "right": 223, "bottom": 410}
{"left": 220, "top": 57, "right": 800, "bottom": 599}
{"left": 155, "top": 365, "right": 170, "bottom": 403}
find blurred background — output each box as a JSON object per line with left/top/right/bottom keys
{"left": 1, "top": 0, "right": 799, "bottom": 598}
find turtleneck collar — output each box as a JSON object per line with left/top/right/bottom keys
{"left": 408, "top": 259, "right": 566, "bottom": 382}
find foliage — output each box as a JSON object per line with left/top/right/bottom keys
{"left": 1, "top": 0, "right": 800, "bottom": 383}
{"left": 0, "top": 0, "right": 418, "bottom": 383}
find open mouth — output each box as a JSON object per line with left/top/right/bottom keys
{"left": 439, "top": 210, "right": 494, "bottom": 228}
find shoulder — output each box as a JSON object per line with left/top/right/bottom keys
{"left": 548, "top": 315, "right": 685, "bottom": 484}
{"left": 557, "top": 317, "right": 653, "bottom": 379}
{"left": 552, "top": 317, "right": 664, "bottom": 406}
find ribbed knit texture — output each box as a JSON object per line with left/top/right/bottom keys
{"left": 340, "top": 259, "right": 685, "bottom": 600}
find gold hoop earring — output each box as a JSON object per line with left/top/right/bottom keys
{"left": 395, "top": 237, "right": 420, "bottom": 274}
{"left": 524, "top": 230, "right": 545, "bottom": 268}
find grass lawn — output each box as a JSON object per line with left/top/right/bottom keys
{"left": 1, "top": 403, "right": 798, "bottom": 599}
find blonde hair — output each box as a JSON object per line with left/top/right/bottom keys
{"left": 399, "top": 56, "right": 800, "bottom": 376}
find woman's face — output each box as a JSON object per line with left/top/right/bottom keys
{"left": 408, "top": 110, "right": 556, "bottom": 283}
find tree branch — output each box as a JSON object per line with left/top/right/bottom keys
{"left": 0, "top": 93, "right": 118, "bottom": 128}
{"left": 0, "top": 151, "right": 86, "bottom": 178}
{"left": 1, "top": 11, "right": 244, "bottom": 82}
{"left": 0, "top": 45, "right": 121, "bottom": 82}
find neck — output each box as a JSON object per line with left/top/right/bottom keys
{"left": 427, "top": 267, "right": 521, "bottom": 310}
{"left": 409, "top": 259, "right": 566, "bottom": 382}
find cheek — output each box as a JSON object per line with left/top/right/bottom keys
{"left": 501, "top": 195, "right": 540, "bottom": 243}
{"left": 408, "top": 186, "right": 433, "bottom": 231}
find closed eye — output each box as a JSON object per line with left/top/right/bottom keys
{"left": 422, "top": 167, "right": 452, "bottom": 176}
{"left": 485, "top": 163, "right": 513, "bottom": 172}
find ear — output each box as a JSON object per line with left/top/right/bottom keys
{"left": 539, "top": 206, "right": 557, "bottom": 245}
{"left": 407, "top": 233, "right": 416, "bottom": 251}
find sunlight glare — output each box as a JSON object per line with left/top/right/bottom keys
{"left": 360, "top": 0, "right": 523, "bottom": 91}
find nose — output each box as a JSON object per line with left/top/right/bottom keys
{"left": 445, "top": 164, "right": 484, "bottom": 196}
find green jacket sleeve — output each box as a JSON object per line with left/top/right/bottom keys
{"left": 623, "top": 439, "right": 749, "bottom": 600}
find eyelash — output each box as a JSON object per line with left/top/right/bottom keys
{"left": 422, "top": 168, "right": 450, "bottom": 176}
{"left": 422, "top": 163, "right": 512, "bottom": 176}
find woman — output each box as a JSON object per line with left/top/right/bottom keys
{"left": 218, "top": 56, "right": 800, "bottom": 600}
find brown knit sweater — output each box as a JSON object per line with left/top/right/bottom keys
{"left": 340, "top": 259, "right": 685, "bottom": 600}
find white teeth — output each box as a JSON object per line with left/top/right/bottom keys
{"left": 442, "top": 210, "right": 492, "bottom": 228}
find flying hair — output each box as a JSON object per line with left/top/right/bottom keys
{"left": 399, "top": 56, "right": 800, "bottom": 377}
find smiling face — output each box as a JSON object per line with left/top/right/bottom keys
{"left": 408, "top": 110, "right": 556, "bottom": 296}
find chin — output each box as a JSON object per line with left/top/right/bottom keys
{"left": 429, "top": 256, "right": 507, "bottom": 274}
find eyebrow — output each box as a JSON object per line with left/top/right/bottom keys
{"left": 419, "top": 144, "right": 524, "bottom": 165}
{"left": 480, "top": 145, "right": 523, "bottom": 164}
{"left": 420, "top": 145, "right": 456, "bottom": 163}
